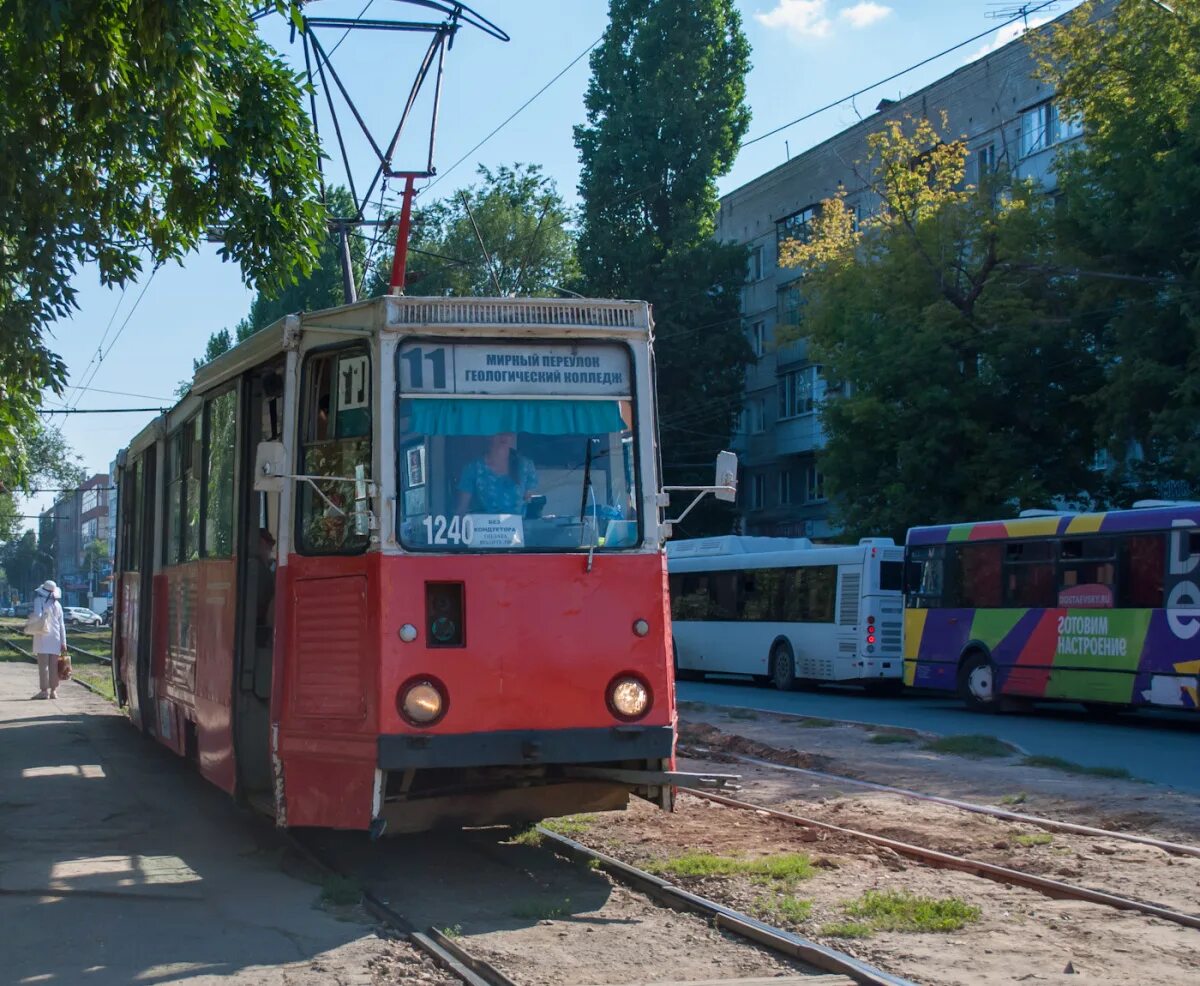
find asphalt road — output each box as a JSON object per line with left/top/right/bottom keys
{"left": 677, "top": 677, "right": 1200, "bottom": 793}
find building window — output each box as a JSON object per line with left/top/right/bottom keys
{"left": 81, "top": 489, "right": 99, "bottom": 513}
{"left": 745, "top": 397, "right": 766, "bottom": 434}
{"left": 778, "top": 365, "right": 825, "bottom": 419}
{"left": 745, "top": 472, "right": 766, "bottom": 511}
{"left": 1020, "top": 100, "right": 1083, "bottom": 158}
{"left": 803, "top": 461, "right": 826, "bottom": 503}
{"left": 778, "top": 469, "right": 792, "bottom": 505}
{"left": 776, "top": 205, "right": 816, "bottom": 248}
{"left": 776, "top": 280, "right": 803, "bottom": 327}
{"left": 749, "top": 320, "right": 765, "bottom": 358}
{"left": 747, "top": 245, "right": 764, "bottom": 282}
{"left": 974, "top": 143, "right": 996, "bottom": 183}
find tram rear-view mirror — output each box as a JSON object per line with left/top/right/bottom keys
{"left": 714, "top": 450, "right": 738, "bottom": 503}
{"left": 253, "top": 441, "right": 288, "bottom": 493}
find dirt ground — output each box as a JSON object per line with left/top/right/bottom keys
{"left": 534, "top": 706, "right": 1200, "bottom": 986}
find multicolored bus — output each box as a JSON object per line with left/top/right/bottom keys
{"left": 904, "top": 505, "right": 1200, "bottom": 713}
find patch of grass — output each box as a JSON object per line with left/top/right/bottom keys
{"left": 506, "top": 825, "right": 543, "bottom": 847}
{"left": 799, "top": 717, "right": 836, "bottom": 728}
{"left": 319, "top": 874, "right": 362, "bottom": 908}
{"left": 1014, "top": 833, "right": 1053, "bottom": 847}
{"left": 821, "top": 922, "right": 873, "bottom": 938}
{"left": 868, "top": 733, "right": 913, "bottom": 745}
{"left": 755, "top": 894, "right": 813, "bottom": 926}
{"left": 1021, "top": 755, "right": 1131, "bottom": 780}
{"left": 998, "top": 792, "right": 1028, "bottom": 806}
{"left": 440, "top": 924, "right": 463, "bottom": 940}
{"left": 586, "top": 858, "right": 602, "bottom": 871}
{"left": 646, "top": 851, "right": 813, "bottom": 887}
{"left": 541, "top": 814, "right": 594, "bottom": 838}
{"left": 724, "top": 708, "right": 760, "bottom": 720}
{"left": 511, "top": 897, "right": 570, "bottom": 921}
{"left": 923, "top": 734, "right": 1014, "bottom": 758}
{"left": 842, "top": 890, "right": 981, "bottom": 934}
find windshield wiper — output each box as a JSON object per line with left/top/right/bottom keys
{"left": 579, "top": 437, "right": 598, "bottom": 523}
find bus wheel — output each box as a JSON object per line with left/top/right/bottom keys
{"left": 958, "top": 652, "right": 1000, "bottom": 712}
{"left": 770, "top": 643, "right": 797, "bottom": 691}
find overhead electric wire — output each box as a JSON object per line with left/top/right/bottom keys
{"left": 422, "top": 33, "right": 602, "bottom": 195}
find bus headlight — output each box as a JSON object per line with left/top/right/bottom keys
{"left": 399, "top": 677, "right": 447, "bottom": 726}
{"left": 607, "top": 674, "right": 651, "bottom": 721}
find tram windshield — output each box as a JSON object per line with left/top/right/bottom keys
{"left": 396, "top": 340, "right": 641, "bottom": 552}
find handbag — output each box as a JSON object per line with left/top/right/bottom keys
{"left": 57, "top": 654, "right": 72, "bottom": 681}
{"left": 23, "top": 602, "right": 54, "bottom": 637}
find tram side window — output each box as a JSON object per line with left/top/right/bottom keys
{"left": 204, "top": 389, "right": 237, "bottom": 558}
{"left": 1003, "top": 540, "right": 1056, "bottom": 607}
{"left": 1120, "top": 534, "right": 1165, "bottom": 608}
{"left": 121, "top": 458, "right": 142, "bottom": 572}
{"left": 298, "top": 348, "right": 372, "bottom": 554}
{"left": 164, "top": 430, "right": 183, "bottom": 564}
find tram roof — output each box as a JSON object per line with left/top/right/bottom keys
{"left": 907, "top": 503, "right": 1200, "bottom": 547}
{"left": 119, "top": 294, "right": 654, "bottom": 458}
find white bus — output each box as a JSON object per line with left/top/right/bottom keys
{"left": 666, "top": 536, "right": 905, "bottom": 692}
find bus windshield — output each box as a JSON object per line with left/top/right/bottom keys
{"left": 396, "top": 340, "right": 640, "bottom": 552}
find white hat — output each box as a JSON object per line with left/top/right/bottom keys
{"left": 39, "top": 580, "right": 61, "bottom": 599}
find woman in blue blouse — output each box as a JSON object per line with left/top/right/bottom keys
{"left": 455, "top": 432, "right": 538, "bottom": 514}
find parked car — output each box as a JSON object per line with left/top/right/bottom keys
{"left": 0, "top": 606, "right": 14, "bottom": 618}
{"left": 13, "top": 602, "right": 31, "bottom": 618}
{"left": 64, "top": 606, "right": 105, "bottom": 627}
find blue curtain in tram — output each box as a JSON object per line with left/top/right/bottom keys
{"left": 406, "top": 398, "right": 625, "bottom": 436}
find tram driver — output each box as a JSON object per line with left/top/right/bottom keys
{"left": 455, "top": 432, "right": 539, "bottom": 516}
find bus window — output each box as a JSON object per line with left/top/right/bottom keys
{"left": 1003, "top": 540, "right": 1056, "bottom": 607}
{"left": 781, "top": 565, "right": 836, "bottom": 622}
{"left": 959, "top": 542, "right": 1003, "bottom": 607}
{"left": 1121, "top": 534, "right": 1165, "bottom": 608}
{"left": 298, "top": 348, "right": 372, "bottom": 554}
{"left": 1058, "top": 538, "right": 1116, "bottom": 603}
{"left": 878, "top": 560, "right": 904, "bottom": 592}
{"left": 741, "top": 569, "right": 786, "bottom": 621}
{"left": 672, "top": 573, "right": 711, "bottom": 621}
{"left": 906, "top": 545, "right": 945, "bottom": 608}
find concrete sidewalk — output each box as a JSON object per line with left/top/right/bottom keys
{"left": 0, "top": 663, "right": 430, "bottom": 985}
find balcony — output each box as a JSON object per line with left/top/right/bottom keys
{"left": 774, "top": 413, "right": 825, "bottom": 456}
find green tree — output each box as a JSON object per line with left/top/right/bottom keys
{"left": 0, "top": 530, "right": 43, "bottom": 601}
{"left": 1034, "top": 0, "right": 1200, "bottom": 497}
{"left": 0, "top": 0, "right": 325, "bottom": 473}
{"left": 574, "top": 0, "right": 752, "bottom": 535}
{"left": 369, "top": 164, "right": 578, "bottom": 297}
{"left": 0, "top": 422, "right": 86, "bottom": 543}
{"left": 781, "top": 116, "right": 1100, "bottom": 539}
{"left": 193, "top": 187, "right": 367, "bottom": 375}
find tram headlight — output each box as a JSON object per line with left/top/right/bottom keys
{"left": 607, "top": 674, "right": 651, "bottom": 721}
{"left": 399, "top": 677, "right": 447, "bottom": 726}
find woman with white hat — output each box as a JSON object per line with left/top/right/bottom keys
{"left": 30, "top": 580, "right": 67, "bottom": 700}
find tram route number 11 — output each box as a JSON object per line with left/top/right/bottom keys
{"left": 401, "top": 347, "right": 448, "bottom": 390}
{"left": 424, "top": 514, "right": 475, "bottom": 545}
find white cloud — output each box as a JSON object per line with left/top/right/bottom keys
{"left": 840, "top": 2, "right": 892, "bottom": 29}
{"left": 756, "top": 1, "right": 833, "bottom": 41}
{"left": 965, "top": 16, "right": 1052, "bottom": 63}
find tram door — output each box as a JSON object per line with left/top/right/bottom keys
{"left": 233, "top": 363, "right": 284, "bottom": 799}
{"left": 131, "top": 446, "right": 157, "bottom": 734}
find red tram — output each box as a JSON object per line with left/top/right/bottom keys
{"left": 112, "top": 296, "right": 730, "bottom": 833}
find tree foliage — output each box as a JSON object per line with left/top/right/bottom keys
{"left": 783, "top": 116, "right": 1100, "bottom": 539}
{"left": 0, "top": 422, "right": 86, "bottom": 543}
{"left": 0, "top": 0, "right": 325, "bottom": 469}
{"left": 574, "top": 0, "right": 752, "bottom": 534}
{"left": 370, "top": 164, "right": 578, "bottom": 298}
{"left": 1034, "top": 0, "right": 1200, "bottom": 496}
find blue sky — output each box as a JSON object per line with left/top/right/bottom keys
{"left": 24, "top": 0, "right": 1081, "bottom": 525}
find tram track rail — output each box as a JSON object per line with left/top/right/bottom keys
{"left": 534, "top": 826, "right": 913, "bottom": 986}
{"left": 686, "top": 789, "right": 1200, "bottom": 933}
{"left": 699, "top": 747, "right": 1200, "bottom": 860}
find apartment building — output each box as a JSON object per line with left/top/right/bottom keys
{"left": 718, "top": 8, "right": 1090, "bottom": 538}
{"left": 40, "top": 472, "right": 112, "bottom": 608}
